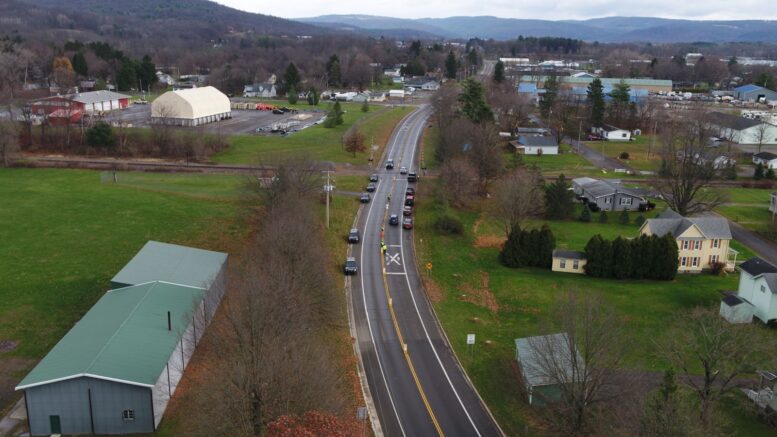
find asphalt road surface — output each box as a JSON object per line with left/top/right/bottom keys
{"left": 350, "top": 106, "right": 502, "bottom": 437}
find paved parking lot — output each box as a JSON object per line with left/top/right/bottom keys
{"left": 102, "top": 105, "right": 325, "bottom": 136}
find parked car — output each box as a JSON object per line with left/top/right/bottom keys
{"left": 403, "top": 205, "right": 413, "bottom": 216}
{"left": 389, "top": 214, "right": 399, "bottom": 226}
{"left": 404, "top": 197, "right": 414, "bottom": 206}
{"left": 348, "top": 228, "right": 360, "bottom": 244}
{"left": 344, "top": 257, "right": 358, "bottom": 275}
{"left": 366, "top": 182, "right": 376, "bottom": 192}
{"left": 386, "top": 159, "right": 395, "bottom": 170}
{"left": 406, "top": 187, "right": 415, "bottom": 196}
{"left": 272, "top": 108, "right": 284, "bottom": 114}
{"left": 407, "top": 172, "right": 418, "bottom": 182}
{"left": 402, "top": 217, "right": 414, "bottom": 229}
{"left": 405, "top": 194, "right": 415, "bottom": 202}
{"left": 369, "top": 174, "right": 379, "bottom": 182}
{"left": 587, "top": 134, "right": 603, "bottom": 141}
{"left": 360, "top": 193, "right": 371, "bottom": 203}
{"left": 399, "top": 166, "right": 408, "bottom": 174}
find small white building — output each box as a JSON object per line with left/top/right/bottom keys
{"left": 389, "top": 90, "right": 405, "bottom": 99}
{"left": 753, "top": 152, "right": 777, "bottom": 169}
{"left": 510, "top": 135, "right": 559, "bottom": 155}
{"left": 770, "top": 192, "right": 777, "bottom": 214}
{"left": 592, "top": 124, "right": 631, "bottom": 141}
{"left": 722, "top": 257, "right": 777, "bottom": 324}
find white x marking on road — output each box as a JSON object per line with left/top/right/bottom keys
{"left": 386, "top": 252, "right": 401, "bottom": 266}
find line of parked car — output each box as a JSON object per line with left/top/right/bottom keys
{"left": 345, "top": 162, "right": 420, "bottom": 275}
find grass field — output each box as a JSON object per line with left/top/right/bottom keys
{"left": 0, "top": 168, "right": 243, "bottom": 411}
{"left": 716, "top": 188, "right": 776, "bottom": 235}
{"left": 585, "top": 135, "right": 661, "bottom": 172}
{"left": 212, "top": 104, "right": 413, "bottom": 165}
{"left": 519, "top": 143, "right": 599, "bottom": 176}
{"left": 411, "top": 184, "right": 772, "bottom": 435}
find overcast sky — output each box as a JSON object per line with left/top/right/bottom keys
{"left": 214, "top": 0, "right": 776, "bottom": 20}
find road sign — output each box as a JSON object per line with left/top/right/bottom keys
{"left": 323, "top": 184, "right": 335, "bottom": 192}
{"left": 426, "top": 262, "right": 433, "bottom": 270}
{"left": 466, "top": 334, "right": 476, "bottom": 345}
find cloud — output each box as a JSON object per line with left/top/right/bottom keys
{"left": 216, "top": 0, "right": 777, "bottom": 20}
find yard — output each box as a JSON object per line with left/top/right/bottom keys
{"left": 717, "top": 187, "right": 776, "bottom": 235}
{"left": 412, "top": 183, "right": 771, "bottom": 435}
{"left": 518, "top": 143, "right": 599, "bottom": 176}
{"left": 0, "top": 168, "right": 244, "bottom": 415}
{"left": 585, "top": 135, "right": 661, "bottom": 172}
{"left": 212, "top": 104, "right": 413, "bottom": 165}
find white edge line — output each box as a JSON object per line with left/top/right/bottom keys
{"left": 398, "top": 108, "right": 483, "bottom": 436}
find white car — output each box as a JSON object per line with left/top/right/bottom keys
{"left": 399, "top": 166, "right": 408, "bottom": 174}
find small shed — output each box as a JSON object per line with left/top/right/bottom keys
{"left": 719, "top": 292, "right": 754, "bottom": 324}
{"left": 515, "top": 333, "right": 581, "bottom": 406}
{"left": 511, "top": 135, "right": 559, "bottom": 155}
{"left": 17, "top": 282, "right": 211, "bottom": 435}
{"left": 593, "top": 124, "right": 631, "bottom": 141}
{"left": 753, "top": 152, "right": 777, "bottom": 169}
{"left": 111, "top": 241, "right": 227, "bottom": 320}
{"left": 552, "top": 250, "right": 587, "bottom": 274}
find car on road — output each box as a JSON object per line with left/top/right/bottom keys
{"left": 366, "top": 182, "right": 376, "bottom": 192}
{"left": 344, "top": 257, "right": 358, "bottom": 275}
{"left": 404, "top": 197, "right": 414, "bottom": 206}
{"left": 369, "top": 174, "right": 379, "bottom": 182}
{"left": 403, "top": 205, "right": 413, "bottom": 216}
{"left": 360, "top": 193, "right": 371, "bottom": 203}
{"left": 272, "top": 108, "right": 284, "bottom": 114}
{"left": 405, "top": 187, "right": 415, "bottom": 196}
{"left": 399, "top": 166, "right": 408, "bottom": 174}
{"left": 389, "top": 214, "right": 399, "bottom": 226}
{"left": 407, "top": 172, "right": 418, "bottom": 182}
{"left": 348, "top": 228, "right": 360, "bottom": 243}
{"left": 587, "top": 134, "right": 603, "bottom": 141}
{"left": 386, "top": 159, "right": 395, "bottom": 170}
{"left": 402, "top": 217, "right": 414, "bottom": 229}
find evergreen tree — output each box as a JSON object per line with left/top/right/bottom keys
{"left": 544, "top": 174, "right": 574, "bottom": 220}
{"left": 539, "top": 75, "right": 558, "bottom": 118}
{"left": 656, "top": 234, "right": 679, "bottom": 280}
{"left": 584, "top": 234, "right": 604, "bottom": 277}
{"left": 284, "top": 62, "right": 301, "bottom": 92}
{"left": 724, "top": 163, "right": 737, "bottom": 180}
{"left": 71, "top": 52, "right": 88, "bottom": 77}
{"left": 538, "top": 225, "right": 555, "bottom": 269}
{"left": 445, "top": 51, "right": 457, "bottom": 79}
{"left": 755, "top": 71, "right": 775, "bottom": 91}
{"left": 116, "top": 59, "right": 137, "bottom": 92}
{"left": 619, "top": 209, "right": 630, "bottom": 225}
{"left": 599, "top": 238, "right": 614, "bottom": 278}
{"left": 609, "top": 80, "right": 631, "bottom": 105}
{"left": 459, "top": 79, "right": 493, "bottom": 123}
{"left": 326, "top": 55, "right": 341, "bottom": 86}
{"left": 86, "top": 121, "right": 116, "bottom": 149}
{"left": 599, "top": 210, "right": 609, "bottom": 223}
{"left": 137, "top": 55, "right": 158, "bottom": 91}
{"left": 361, "top": 100, "right": 369, "bottom": 113}
{"left": 287, "top": 86, "right": 298, "bottom": 104}
{"left": 634, "top": 214, "right": 646, "bottom": 227}
{"left": 307, "top": 87, "right": 319, "bottom": 106}
{"left": 493, "top": 60, "right": 505, "bottom": 83}
{"left": 333, "top": 101, "right": 344, "bottom": 125}
{"left": 754, "top": 162, "right": 765, "bottom": 180}
{"left": 499, "top": 224, "right": 524, "bottom": 267}
{"left": 767, "top": 168, "right": 776, "bottom": 180}
{"left": 611, "top": 237, "right": 631, "bottom": 280}
{"left": 586, "top": 77, "right": 605, "bottom": 127}
{"left": 579, "top": 203, "right": 592, "bottom": 222}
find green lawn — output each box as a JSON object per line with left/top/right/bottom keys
{"left": 518, "top": 143, "right": 599, "bottom": 176}
{"left": 716, "top": 188, "right": 775, "bottom": 236}
{"left": 585, "top": 135, "right": 661, "bottom": 172}
{"left": 212, "top": 104, "right": 413, "bottom": 165}
{"left": 0, "top": 168, "right": 242, "bottom": 410}
{"left": 412, "top": 186, "right": 766, "bottom": 435}
{"left": 723, "top": 188, "right": 774, "bottom": 204}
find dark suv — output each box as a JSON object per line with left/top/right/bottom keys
{"left": 386, "top": 159, "right": 395, "bottom": 170}
{"left": 407, "top": 172, "right": 418, "bottom": 182}
{"left": 344, "top": 257, "right": 358, "bottom": 275}
{"left": 348, "top": 228, "right": 360, "bottom": 244}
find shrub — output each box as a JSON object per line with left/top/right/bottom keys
{"left": 86, "top": 121, "right": 116, "bottom": 149}
{"left": 619, "top": 151, "right": 630, "bottom": 160}
{"left": 598, "top": 210, "right": 609, "bottom": 223}
{"left": 634, "top": 214, "right": 646, "bottom": 227}
{"left": 619, "top": 209, "right": 630, "bottom": 225}
{"left": 287, "top": 86, "right": 298, "bottom": 104}
{"left": 433, "top": 214, "right": 464, "bottom": 235}
{"left": 709, "top": 261, "right": 726, "bottom": 276}
{"left": 579, "top": 203, "right": 592, "bottom": 222}
{"left": 499, "top": 224, "right": 555, "bottom": 269}
{"left": 767, "top": 168, "right": 776, "bottom": 180}
{"left": 754, "top": 163, "right": 765, "bottom": 180}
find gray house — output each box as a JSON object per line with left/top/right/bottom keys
{"left": 515, "top": 333, "right": 582, "bottom": 406}
{"left": 18, "top": 242, "right": 227, "bottom": 436}
{"left": 572, "top": 177, "right": 648, "bottom": 211}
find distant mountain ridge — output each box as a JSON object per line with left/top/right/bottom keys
{"left": 298, "top": 14, "right": 777, "bottom": 43}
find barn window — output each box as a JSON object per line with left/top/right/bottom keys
{"left": 123, "top": 410, "right": 135, "bottom": 421}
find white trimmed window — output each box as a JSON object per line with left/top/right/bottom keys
{"left": 681, "top": 257, "right": 687, "bottom": 267}
{"left": 712, "top": 239, "right": 720, "bottom": 248}
{"left": 123, "top": 410, "right": 135, "bottom": 421}
{"left": 693, "top": 240, "right": 701, "bottom": 250}
{"left": 559, "top": 259, "right": 566, "bottom": 268}
{"left": 692, "top": 257, "right": 700, "bottom": 267}
{"left": 709, "top": 255, "right": 719, "bottom": 264}
{"left": 620, "top": 197, "right": 633, "bottom": 205}
{"left": 682, "top": 240, "right": 690, "bottom": 250}
{"left": 573, "top": 260, "right": 579, "bottom": 270}
{"left": 761, "top": 285, "right": 766, "bottom": 293}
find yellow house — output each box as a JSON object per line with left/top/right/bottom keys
{"left": 552, "top": 250, "right": 587, "bottom": 274}
{"left": 639, "top": 210, "right": 737, "bottom": 273}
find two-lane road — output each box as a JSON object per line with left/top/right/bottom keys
{"left": 350, "top": 106, "right": 502, "bottom": 436}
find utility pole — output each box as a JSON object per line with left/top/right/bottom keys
{"left": 322, "top": 170, "right": 334, "bottom": 229}
{"left": 577, "top": 118, "right": 582, "bottom": 154}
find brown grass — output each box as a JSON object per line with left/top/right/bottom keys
{"left": 473, "top": 234, "right": 505, "bottom": 248}
{"left": 423, "top": 277, "right": 444, "bottom": 303}
{"left": 458, "top": 271, "right": 500, "bottom": 312}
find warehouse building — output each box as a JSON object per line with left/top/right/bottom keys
{"left": 518, "top": 76, "right": 673, "bottom": 95}
{"left": 734, "top": 84, "right": 777, "bottom": 103}
{"left": 17, "top": 242, "right": 227, "bottom": 436}
{"left": 707, "top": 112, "right": 777, "bottom": 145}
{"left": 30, "top": 91, "right": 130, "bottom": 124}
{"left": 151, "top": 86, "right": 231, "bottom": 127}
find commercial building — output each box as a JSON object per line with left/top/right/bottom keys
{"left": 151, "top": 86, "right": 231, "bottom": 127}
{"left": 708, "top": 112, "right": 777, "bottom": 145}
{"left": 17, "top": 242, "right": 228, "bottom": 436}
{"left": 518, "top": 75, "right": 673, "bottom": 94}
{"left": 734, "top": 84, "right": 777, "bottom": 103}
{"left": 30, "top": 91, "right": 130, "bottom": 124}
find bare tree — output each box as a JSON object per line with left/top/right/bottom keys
{"left": 246, "top": 154, "right": 324, "bottom": 209}
{"left": 661, "top": 306, "right": 777, "bottom": 429}
{"left": 491, "top": 166, "right": 545, "bottom": 236}
{"left": 0, "top": 49, "right": 32, "bottom": 100}
{"left": 526, "top": 293, "right": 630, "bottom": 436}
{"left": 754, "top": 121, "right": 771, "bottom": 154}
{"left": 655, "top": 110, "right": 727, "bottom": 215}
{"left": 0, "top": 116, "right": 20, "bottom": 167}
{"left": 343, "top": 129, "right": 366, "bottom": 157}
{"left": 486, "top": 82, "right": 531, "bottom": 133}
{"left": 439, "top": 157, "right": 478, "bottom": 208}
{"left": 467, "top": 122, "right": 504, "bottom": 195}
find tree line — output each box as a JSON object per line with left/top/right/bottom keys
{"left": 584, "top": 234, "right": 679, "bottom": 280}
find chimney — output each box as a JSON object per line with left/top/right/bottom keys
{"left": 167, "top": 311, "right": 171, "bottom": 331}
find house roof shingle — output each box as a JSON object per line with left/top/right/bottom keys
{"left": 739, "top": 257, "right": 777, "bottom": 277}
{"left": 754, "top": 152, "right": 777, "bottom": 162}
{"left": 552, "top": 250, "right": 586, "bottom": 260}
{"left": 572, "top": 177, "right": 644, "bottom": 199}
{"left": 518, "top": 135, "right": 558, "bottom": 147}
{"left": 645, "top": 210, "right": 731, "bottom": 240}
{"left": 708, "top": 111, "right": 762, "bottom": 131}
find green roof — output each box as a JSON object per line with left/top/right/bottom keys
{"left": 111, "top": 241, "right": 227, "bottom": 289}
{"left": 17, "top": 282, "right": 205, "bottom": 390}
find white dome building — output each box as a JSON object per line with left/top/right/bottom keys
{"left": 151, "top": 86, "right": 231, "bottom": 127}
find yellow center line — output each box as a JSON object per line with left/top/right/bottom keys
{"left": 380, "top": 174, "right": 444, "bottom": 437}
